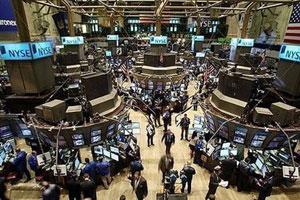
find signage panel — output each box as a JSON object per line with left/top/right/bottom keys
{"left": 105, "top": 50, "right": 112, "bottom": 57}
{"left": 0, "top": 41, "right": 53, "bottom": 60}
{"left": 279, "top": 45, "right": 300, "bottom": 63}
{"left": 192, "top": 35, "right": 204, "bottom": 42}
{"left": 0, "top": 0, "right": 17, "bottom": 32}
{"left": 196, "top": 52, "right": 205, "bottom": 58}
{"left": 230, "top": 38, "right": 254, "bottom": 47}
{"left": 0, "top": 43, "right": 32, "bottom": 60}
{"left": 61, "top": 36, "right": 84, "bottom": 45}
{"left": 107, "top": 35, "right": 119, "bottom": 41}
{"left": 149, "top": 36, "right": 168, "bottom": 45}
{"left": 30, "top": 42, "right": 53, "bottom": 59}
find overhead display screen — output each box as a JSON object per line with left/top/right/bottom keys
{"left": 150, "top": 36, "right": 168, "bottom": 45}
{"left": 61, "top": 36, "right": 84, "bottom": 45}
{"left": 233, "top": 127, "right": 248, "bottom": 144}
{"left": 251, "top": 131, "right": 268, "bottom": 148}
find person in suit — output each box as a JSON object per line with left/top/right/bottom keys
{"left": 181, "top": 161, "right": 196, "bottom": 194}
{"left": 158, "top": 153, "right": 174, "bottom": 183}
{"left": 161, "top": 129, "right": 175, "bottom": 154}
{"left": 146, "top": 121, "right": 155, "bottom": 147}
{"left": 162, "top": 109, "right": 171, "bottom": 131}
{"left": 66, "top": 173, "right": 81, "bottom": 200}
{"left": 220, "top": 153, "right": 237, "bottom": 186}
{"left": 41, "top": 181, "right": 60, "bottom": 200}
{"left": 80, "top": 173, "right": 97, "bottom": 200}
{"left": 205, "top": 166, "right": 222, "bottom": 200}
{"left": 13, "top": 148, "right": 31, "bottom": 181}
{"left": 131, "top": 171, "right": 148, "bottom": 200}
{"left": 256, "top": 172, "right": 274, "bottom": 200}
{"left": 153, "top": 104, "right": 162, "bottom": 127}
{"left": 179, "top": 114, "right": 190, "bottom": 140}
{"left": 95, "top": 157, "right": 112, "bottom": 189}
{"left": 28, "top": 151, "right": 39, "bottom": 176}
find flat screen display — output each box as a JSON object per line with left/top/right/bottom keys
{"left": 103, "top": 149, "right": 111, "bottom": 158}
{"left": 91, "top": 136, "right": 101, "bottom": 143}
{"left": 251, "top": 131, "right": 268, "bottom": 148}
{"left": 218, "top": 120, "right": 229, "bottom": 139}
{"left": 220, "top": 149, "right": 229, "bottom": 157}
{"left": 205, "top": 113, "right": 215, "bottom": 132}
{"left": 91, "top": 129, "right": 101, "bottom": 137}
{"left": 73, "top": 139, "right": 84, "bottom": 147}
{"left": 74, "top": 158, "right": 80, "bottom": 169}
{"left": 72, "top": 134, "right": 83, "bottom": 140}
{"left": 233, "top": 127, "right": 248, "bottom": 144}
{"left": 196, "top": 52, "right": 205, "bottom": 58}
{"left": 94, "top": 146, "right": 103, "bottom": 155}
{"left": 111, "top": 153, "right": 119, "bottom": 161}
{"left": 255, "top": 158, "right": 263, "bottom": 169}
{"left": 0, "top": 126, "right": 12, "bottom": 138}
{"left": 21, "top": 129, "right": 32, "bottom": 136}
{"left": 110, "top": 146, "right": 119, "bottom": 154}
{"left": 105, "top": 50, "right": 112, "bottom": 57}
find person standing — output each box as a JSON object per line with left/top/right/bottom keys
{"left": 205, "top": 166, "right": 222, "bottom": 200}
{"left": 153, "top": 104, "right": 162, "bottom": 127}
{"left": 189, "top": 131, "right": 198, "bottom": 159}
{"left": 179, "top": 114, "right": 190, "bottom": 140}
{"left": 80, "top": 173, "right": 97, "bottom": 200}
{"left": 41, "top": 181, "right": 60, "bottom": 200}
{"left": 162, "top": 109, "right": 171, "bottom": 131}
{"left": 146, "top": 121, "right": 155, "bottom": 147}
{"left": 256, "top": 172, "right": 274, "bottom": 200}
{"left": 181, "top": 161, "right": 196, "bottom": 194}
{"left": 96, "top": 157, "right": 112, "bottom": 189}
{"left": 158, "top": 154, "right": 174, "bottom": 183}
{"left": 194, "top": 136, "right": 206, "bottom": 166}
{"left": 220, "top": 153, "right": 237, "bottom": 186}
{"left": 82, "top": 158, "right": 97, "bottom": 181}
{"left": 131, "top": 171, "right": 148, "bottom": 200}
{"left": 66, "top": 173, "right": 81, "bottom": 200}
{"left": 161, "top": 129, "right": 175, "bottom": 154}
{"left": 28, "top": 151, "right": 38, "bottom": 176}
{"left": 13, "top": 148, "right": 31, "bottom": 181}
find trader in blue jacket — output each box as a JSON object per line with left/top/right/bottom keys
{"left": 96, "top": 157, "right": 112, "bottom": 189}
{"left": 82, "top": 158, "right": 97, "bottom": 181}
{"left": 28, "top": 151, "right": 38, "bottom": 175}
{"left": 13, "top": 148, "right": 31, "bottom": 181}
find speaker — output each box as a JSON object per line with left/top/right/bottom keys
{"left": 211, "top": 89, "right": 247, "bottom": 116}
{"left": 271, "top": 102, "right": 296, "bottom": 127}
{"left": 253, "top": 107, "right": 273, "bottom": 126}
{"left": 56, "top": 52, "right": 80, "bottom": 66}
{"left": 6, "top": 57, "right": 55, "bottom": 95}
{"left": 42, "top": 99, "right": 66, "bottom": 123}
{"left": 66, "top": 105, "right": 83, "bottom": 122}
{"left": 276, "top": 59, "right": 300, "bottom": 96}
{"left": 81, "top": 72, "right": 112, "bottom": 100}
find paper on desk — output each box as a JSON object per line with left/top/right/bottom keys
{"left": 219, "top": 181, "right": 229, "bottom": 188}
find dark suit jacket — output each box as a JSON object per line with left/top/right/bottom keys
{"left": 158, "top": 155, "right": 174, "bottom": 173}
{"left": 80, "top": 179, "right": 97, "bottom": 200}
{"left": 132, "top": 176, "right": 148, "bottom": 200}
{"left": 208, "top": 172, "right": 221, "bottom": 194}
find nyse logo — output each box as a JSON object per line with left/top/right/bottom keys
{"left": 31, "top": 44, "right": 52, "bottom": 57}
{"left": 280, "top": 45, "right": 300, "bottom": 62}
{"left": 0, "top": 45, "right": 31, "bottom": 59}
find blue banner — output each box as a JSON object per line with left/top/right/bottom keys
{"left": 279, "top": 45, "right": 300, "bottom": 63}
{"left": 0, "top": 0, "right": 17, "bottom": 32}
{"left": 150, "top": 36, "right": 168, "bottom": 45}
{"left": 0, "top": 41, "right": 53, "bottom": 60}
{"left": 61, "top": 36, "right": 84, "bottom": 45}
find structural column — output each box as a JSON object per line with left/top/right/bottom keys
{"left": 11, "top": 0, "right": 31, "bottom": 42}
{"left": 241, "top": 2, "right": 257, "bottom": 38}
{"left": 196, "top": 17, "right": 201, "bottom": 34}
{"left": 156, "top": 17, "right": 162, "bottom": 36}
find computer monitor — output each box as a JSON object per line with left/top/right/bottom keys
{"left": 222, "top": 143, "right": 231, "bottom": 149}
{"left": 91, "top": 130, "right": 101, "bottom": 137}
{"left": 72, "top": 134, "right": 83, "bottom": 140}
{"left": 0, "top": 156, "right": 3, "bottom": 166}
{"left": 73, "top": 139, "right": 84, "bottom": 147}
{"left": 37, "top": 152, "right": 51, "bottom": 166}
{"left": 0, "top": 126, "right": 12, "bottom": 138}
{"left": 103, "top": 149, "right": 111, "bottom": 158}
{"left": 111, "top": 153, "right": 119, "bottom": 161}
{"left": 255, "top": 158, "right": 263, "bottom": 169}
{"left": 196, "top": 52, "right": 205, "bottom": 58}
{"left": 220, "top": 149, "right": 229, "bottom": 157}
{"left": 91, "top": 136, "right": 101, "bottom": 143}
{"left": 107, "top": 124, "right": 115, "bottom": 131}
{"left": 230, "top": 149, "right": 238, "bottom": 156}
{"left": 3, "top": 142, "right": 12, "bottom": 153}
{"left": 94, "top": 146, "right": 103, "bottom": 155}
{"left": 53, "top": 164, "right": 67, "bottom": 176}
{"left": 0, "top": 150, "right": 6, "bottom": 160}
{"left": 110, "top": 146, "right": 119, "bottom": 154}
{"left": 21, "top": 129, "right": 32, "bottom": 136}
{"left": 105, "top": 50, "right": 112, "bottom": 57}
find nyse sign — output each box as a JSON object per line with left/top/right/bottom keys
{"left": 107, "top": 35, "right": 119, "bottom": 41}
{"left": 150, "top": 36, "right": 168, "bottom": 45}
{"left": 280, "top": 45, "right": 300, "bottom": 63}
{"left": 231, "top": 38, "right": 254, "bottom": 47}
{"left": 192, "top": 35, "right": 204, "bottom": 42}
{"left": 0, "top": 42, "right": 53, "bottom": 60}
{"left": 61, "top": 36, "right": 84, "bottom": 45}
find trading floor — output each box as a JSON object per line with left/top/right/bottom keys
{"left": 54, "top": 82, "right": 300, "bottom": 200}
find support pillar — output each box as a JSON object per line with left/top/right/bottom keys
{"left": 67, "top": 9, "right": 75, "bottom": 36}
{"left": 11, "top": 0, "right": 31, "bottom": 42}
{"left": 196, "top": 17, "right": 201, "bottom": 35}
{"left": 241, "top": 2, "right": 257, "bottom": 38}
{"left": 156, "top": 17, "right": 161, "bottom": 36}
